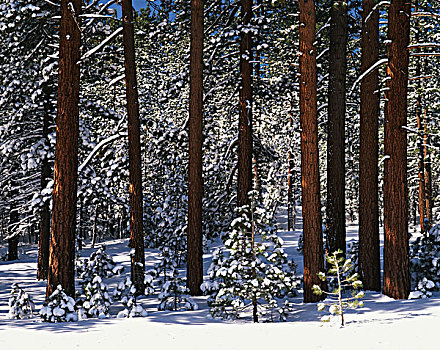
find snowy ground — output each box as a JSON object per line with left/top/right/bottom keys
{"left": 1, "top": 213, "right": 440, "bottom": 350}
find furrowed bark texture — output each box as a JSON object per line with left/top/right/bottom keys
{"left": 299, "top": 0, "right": 325, "bottom": 303}
{"left": 326, "top": 0, "right": 347, "bottom": 255}
{"left": 46, "top": 0, "right": 81, "bottom": 298}
{"left": 237, "top": 0, "right": 253, "bottom": 207}
{"left": 383, "top": 0, "right": 411, "bottom": 300}
{"left": 359, "top": 0, "right": 381, "bottom": 291}
{"left": 122, "top": 0, "right": 145, "bottom": 295}
{"left": 187, "top": 0, "right": 204, "bottom": 296}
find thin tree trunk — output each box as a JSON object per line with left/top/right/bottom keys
{"left": 414, "top": 3, "right": 426, "bottom": 233}
{"left": 287, "top": 113, "right": 295, "bottom": 231}
{"left": 359, "top": 0, "right": 380, "bottom": 291}
{"left": 416, "top": 95, "right": 426, "bottom": 232}
{"left": 237, "top": 0, "right": 253, "bottom": 207}
{"left": 326, "top": 0, "right": 347, "bottom": 255}
{"left": 298, "top": 0, "right": 325, "bottom": 303}
{"left": 424, "top": 109, "right": 433, "bottom": 225}
{"left": 37, "top": 86, "right": 52, "bottom": 280}
{"left": 122, "top": 0, "right": 145, "bottom": 295}
{"left": 46, "top": 0, "right": 81, "bottom": 298}
{"left": 383, "top": 0, "right": 411, "bottom": 300}
{"left": 187, "top": 0, "right": 204, "bottom": 296}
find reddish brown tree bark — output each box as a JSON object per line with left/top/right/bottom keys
{"left": 46, "top": 0, "right": 81, "bottom": 298}
{"left": 383, "top": 0, "right": 411, "bottom": 300}
{"left": 237, "top": 0, "right": 253, "bottom": 207}
{"left": 122, "top": 0, "right": 145, "bottom": 295}
{"left": 358, "top": 0, "right": 381, "bottom": 291}
{"left": 326, "top": 0, "right": 347, "bottom": 256}
{"left": 187, "top": 0, "right": 204, "bottom": 296}
{"left": 299, "top": 0, "right": 325, "bottom": 303}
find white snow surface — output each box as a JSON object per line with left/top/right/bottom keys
{"left": 1, "top": 210, "right": 440, "bottom": 349}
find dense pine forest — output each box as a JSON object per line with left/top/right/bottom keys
{"left": 1, "top": 0, "right": 440, "bottom": 339}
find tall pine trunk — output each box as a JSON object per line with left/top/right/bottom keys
{"left": 299, "top": 0, "right": 325, "bottom": 303}
{"left": 122, "top": 0, "right": 145, "bottom": 295}
{"left": 359, "top": 0, "right": 380, "bottom": 291}
{"left": 187, "top": 0, "right": 204, "bottom": 296}
{"left": 237, "top": 0, "right": 253, "bottom": 207}
{"left": 383, "top": 0, "right": 411, "bottom": 300}
{"left": 326, "top": 0, "right": 347, "bottom": 256}
{"left": 46, "top": 0, "right": 81, "bottom": 297}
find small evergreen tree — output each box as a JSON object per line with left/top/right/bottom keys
{"left": 205, "top": 199, "right": 299, "bottom": 322}
{"left": 410, "top": 223, "right": 440, "bottom": 298}
{"left": 81, "top": 275, "right": 112, "bottom": 319}
{"left": 113, "top": 277, "right": 148, "bottom": 318}
{"left": 7, "top": 283, "right": 35, "bottom": 319}
{"left": 158, "top": 268, "right": 198, "bottom": 311}
{"left": 313, "top": 250, "right": 364, "bottom": 326}
{"left": 40, "top": 285, "right": 78, "bottom": 322}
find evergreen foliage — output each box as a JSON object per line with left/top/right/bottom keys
{"left": 313, "top": 250, "right": 364, "bottom": 326}
{"left": 410, "top": 223, "right": 440, "bottom": 298}
{"left": 204, "top": 197, "right": 299, "bottom": 322}
{"left": 7, "top": 283, "right": 35, "bottom": 319}
{"left": 40, "top": 285, "right": 78, "bottom": 323}
{"left": 113, "top": 277, "right": 148, "bottom": 318}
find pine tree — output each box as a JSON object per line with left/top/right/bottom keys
{"left": 46, "top": 0, "right": 82, "bottom": 298}
{"left": 359, "top": 0, "right": 381, "bottom": 292}
{"left": 383, "top": 0, "right": 411, "bottom": 299}
{"left": 122, "top": 0, "right": 145, "bottom": 295}
{"left": 326, "top": 0, "right": 348, "bottom": 256}
{"left": 298, "top": 0, "right": 326, "bottom": 303}
{"left": 187, "top": 0, "right": 204, "bottom": 296}
{"left": 237, "top": 0, "right": 253, "bottom": 207}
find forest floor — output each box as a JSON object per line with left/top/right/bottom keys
{"left": 1, "top": 211, "right": 439, "bottom": 349}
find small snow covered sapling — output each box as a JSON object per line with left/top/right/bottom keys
{"left": 7, "top": 283, "right": 35, "bottom": 319}
{"left": 313, "top": 250, "right": 364, "bottom": 327}
{"left": 81, "top": 275, "right": 112, "bottom": 318}
{"left": 158, "top": 268, "right": 198, "bottom": 311}
{"left": 410, "top": 223, "right": 440, "bottom": 298}
{"left": 205, "top": 196, "right": 299, "bottom": 322}
{"left": 40, "top": 285, "right": 78, "bottom": 322}
{"left": 113, "top": 277, "right": 148, "bottom": 318}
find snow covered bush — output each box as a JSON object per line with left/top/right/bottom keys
{"left": 313, "top": 250, "right": 364, "bottom": 327}
{"left": 113, "top": 277, "right": 148, "bottom": 318}
{"left": 158, "top": 268, "right": 198, "bottom": 311}
{"left": 76, "top": 245, "right": 124, "bottom": 283}
{"left": 80, "top": 275, "right": 112, "bottom": 319}
{"left": 40, "top": 285, "right": 78, "bottom": 323}
{"left": 410, "top": 223, "right": 440, "bottom": 297}
{"left": 7, "top": 283, "right": 35, "bottom": 319}
{"left": 204, "top": 197, "right": 299, "bottom": 322}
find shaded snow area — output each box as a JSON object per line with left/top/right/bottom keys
{"left": 1, "top": 217, "right": 440, "bottom": 350}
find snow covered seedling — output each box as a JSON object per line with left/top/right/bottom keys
{"left": 113, "top": 277, "right": 148, "bottom": 318}
{"left": 206, "top": 193, "right": 299, "bottom": 322}
{"left": 7, "top": 283, "right": 35, "bottom": 319}
{"left": 40, "top": 285, "right": 78, "bottom": 323}
{"left": 410, "top": 223, "right": 440, "bottom": 298}
{"left": 313, "top": 250, "right": 364, "bottom": 326}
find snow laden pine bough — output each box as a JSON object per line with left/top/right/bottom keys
{"left": 202, "top": 202, "right": 300, "bottom": 322}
